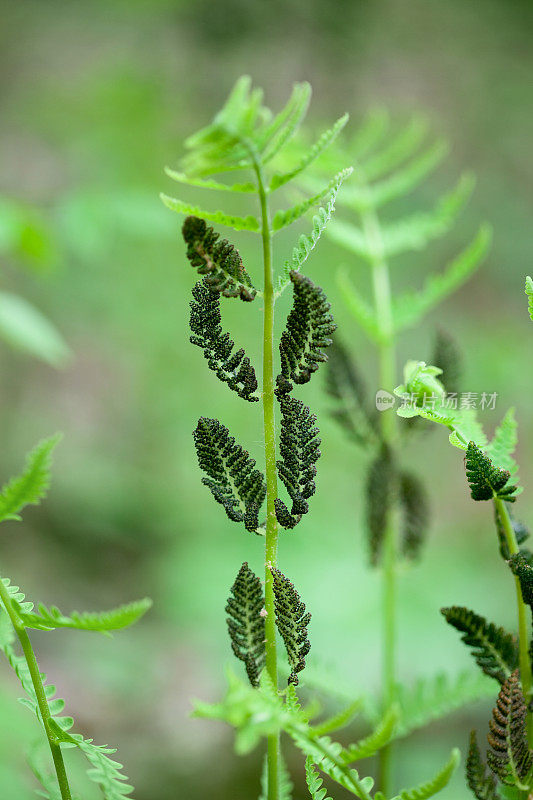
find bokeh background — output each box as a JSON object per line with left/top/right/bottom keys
{"left": 1, "top": 1, "right": 533, "bottom": 798}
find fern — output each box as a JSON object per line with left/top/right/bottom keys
{"left": 485, "top": 408, "right": 519, "bottom": 479}
{"left": 273, "top": 169, "right": 352, "bottom": 232}
{"left": 486, "top": 671, "right": 533, "bottom": 788}
{"left": 465, "top": 442, "right": 518, "bottom": 502}
{"left": 365, "top": 444, "right": 395, "bottom": 566}
{"left": 0, "top": 434, "right": 62, "bottom": 524}
{"left": 271, "top": 568, "right": 311, "bottom": 685}
{"left": 325, "top": 339, "right": 377, "bottom": 447}
{"left": 398, "top": 471, "right": 429, "bottom": 561}
{"left": 441, "top": 606, "right": 518, "bottom": 684}
{"left": 466, "top": 731, "right": 499, "bottom": 800}
{"left": 14, "top": 598, "right": 152, "bottom": 635}
{"left": 494, "top": 503, "right": 529, "bottom": 560}
{"left": 395, "top": 748, "right": 460, "bottom": 800}
{"left": 193, "top": 417, "right": 266, "bottom": 531}
{"left": 189, "top": 279, "right": 259, "bottom": 401}
{"left": 226, "top": 562, "right": 265, "bottom": 687}
{"left": 432, "top": 328, "right": 462, "bottom": 395}
{"left": 310, "top": 698, "right": 364, "bottom": 737}
{"left": 508, "top": 553, "right": 533, "bottom": 608}
{"left": 525, "top": 276, "right": 533, "bottom": 321}
{"left": 305, "top": 757, "right": 334, "bottom": 800}
{"left": 341, "top": 705, "right": 399, "bottom": 763}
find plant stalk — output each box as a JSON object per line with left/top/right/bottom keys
{"left": 0, "top": 577, "right": 73, "bottom": 800}
{"left": 254, "top": 155, "right": 280, "bottom": 800}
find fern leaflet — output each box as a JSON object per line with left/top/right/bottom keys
{"left": 465, "top": 442, "right": 518, "bottom": 502}
{"left": 271, "top": 568, "right": 311, "bottom": 685}
{"left": 15, "top": 598, "right": 152, "bottom": 634}
{"left": 395, "top": 748, "right": 460, "bottom": 800}
{"left": 0, "top": 434, "right": 62, "bottom": 524}
{"left": 466, "top": 731, "right": 499, "bottom": 800}
{"left": 226, "top": 562, "right": 265, "bottom": 687}
{"left": 486, "top": 671, "right": 533, "bottom": 788}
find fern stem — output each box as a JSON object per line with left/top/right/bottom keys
{"left": 0, "top": 578, "right": 73, "bottom": 800}
{"left": 253, "top": 152, "right": 281, "bottom": 800}
{"left": 493, "top": 498, "right": 532, "bottom": 711}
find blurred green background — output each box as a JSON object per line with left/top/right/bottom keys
{"left": 1, "top": 0, "right": 533, "bottom": 798}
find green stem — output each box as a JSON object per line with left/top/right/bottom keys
{"left": 493, "top": 498, "right": 532, "bottom": 707}
{"left": 0, "top": 578, "right": 73, "bottom": 800}
{"left": 253, "top": 154, "right": 280, "bottom": 800}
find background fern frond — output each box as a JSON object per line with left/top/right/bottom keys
{"left": 366, "top": 444, "right": 395, "bottom": 566}
{"left": 465, "top": 442, "right": 518, "bottom": 502}
{"left": 15, "top": 598, "right": 152, "bottom": 635}
{"left": 271, "top": 569, "right": 311, "bottom": 685}
{"left": 485, "top": 409, "right": 519, "bottom": 479}
{"left": 226, "top": 562, "right": 265, "bottom": 687}
{"left": 193, "top": 417, "right": 266, "bottom": 531}
{"left": 466, "top": 731, "right": 499, "bottom": 800}
{"left": 432, "top": 329, "right": 462, "bottom": 395}
{"left": 364, "top": 140, "right": 448, "bottom": 210}
{"left": 189, "top": 279, "right": 259, "bottom": 401}
{"left": 398, "top": 471, "right": 429, "bottom": 561}
{"left": 325, "top": 339, "right": 377, "bottom": 447}
{"left": 525, "top": 276, "right": 533, "bottom": 321}
{"left": 486, "top": 671, "right": 533, "bottom": 787}
{"left": 397, "top": 748, "right": 460, "bottom": 800}
{"left": 441, "top": 606, "right": 518, "bottom": 684}
{"left": 0, "top": 433, "right": 62, "bottom": 524}
{"left": 335, "top": 267, "right": 382, "bottom": 343}
{"left": 508, "top": 554, "right": 533, "bottom": 609}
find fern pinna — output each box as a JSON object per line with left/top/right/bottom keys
{"left": 0, "top": 436, "right": 151, "bottom": 800}
{"left": 162, "top": 76, "right": 358, "bottom": 800}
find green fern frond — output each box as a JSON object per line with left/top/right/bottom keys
{"left": 399, "top": 470, "right": 429, "bottom": 561}
{"left": 272, "top": 169, "right": 352, "bottom": 232}
{"left": 0, "top": 434, "right": 62, "bottom": 524}
{"left": 164, "top": 167, "right": 256, "bottom": 194}
{"left": 396, "top": 748, "right": 460, "bottom": 800}
{"left": 162, "top": 196, "right": 260, "bottom": 233}
{"left": 193, "top": 417, "right": 266, "bottom": 531}
{"left": 525, "top": 276, "right": 533, "bottom": 321}
{"left": 336, "top": 267, "right": 382, "bottom": 343}
{"left": 366, "top": 444, "right": 395, "bottom": 566}
{"left": 182, "top": 216, "right": 257, "bottom": 300}
{"left": 259, "top": 752, "right": 294, "bottom": 800}
{"left": 465, "top": 441, "right": 518, "bottom": 502}
{"left": 341, "top": 705, "right": 399, "bottom": 763}
{"left": 347, "top": 108, "right": 389, "bottom": 161}
{"left": 441, "top": 606, "right": 518, "bottom": 683}
{"left": 325, "top": 339, "right": 377, "bottom": 447}
{"left": 364, "top": 140, "right": 448, "bottom": 210}
{"left": 28, "top": 744, "right": 64, "bottom": 800}
{"left": 494, "top": 503, "right": 529, "bottom": 560}
{"left": 189, "top": 280, "right": 259, "bottom": 401}
{"left": 361, "top": 116, "right": 428, "bottom": 182}
{"left": 275, "top": 395, "right": 321, "bottom": 530}
{"left": 486, "top": 409, "right": 518, "bottom": 479}
{"left": 271, "top": 569, "right": 311, "bottom": 685}
{"left": 14, "top": 598, "right": 152, "bottom": 635}
{"left": 432, "top": 328, "right": 462, "bottom": 395}
{"left": 260, "top": 82, "right": 312, "bottom": 164}
{"left": 290, "top": 729, "right": 374, "bottom": 798}
{"left": 226, "top": 562, "right": 265, "bottom": 687}
{"left": 466, "top": 731, "right": 499, "bottom": 800}
{"left": 305, "top": 757, "right": 333, "bottom": 800}
{"left": 486, "top": 671, "right": 533, "bottom": 788}
{"left": 310, "top": 698, "right": 364, "bottom": 737}
{"left": 278, "top": 271, "right": 336, "bottom": 392}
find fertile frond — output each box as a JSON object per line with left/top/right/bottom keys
{"left": 305, "top": 758, "right": 333, "bottom": 800}
{"left": 494, "top": 503, "right": 529, "bottom": 560}
{"left": 226, "top": 562, "right": 265, "bottom": 687}
{"left": 189, "top": 280, "right": 259, "bottom": 401}
{"left": 193, "top": 417, "right": 266, "bottom": 531}
{"left": 441, "top": 606, "right": 518, "bottom": 684}
{"left": 525, "top": 276, "right": 533, "bottom": 321}
{"left": 271, "top": 569, "right": 311, "bottom": 685}
{"left": 0, "top": 433, "right": 62, "bottom": 524}
{"left": 275, "top": 395, "right": 321, "bottom": 530}
{"left": 397, "top": 748, "right": 460, "bottom": 800}
{"left": 466, "top": 731, "right": 499, "bottom": 800}
{"left": 325, "top": 339, "right": 377, "bottom": 447}
{"left": 399, "top": 471, "right": 429, "bottom": 561}
{"left": 162, "top": 196, "right": 260, "bottom": 233}
{"left": 432, "top": 328, "right": 462, "bottom": 395}
{"left": 486, "top": 409, "right": 519, "bottom": 479}
{"left": 487, "top": 671, "right": 533, "bottom": 787}
{"left": 15, "top": 598, "right": 152, "bottom": 634}
{"left": 336, "top": 267, "right": 382, "bottom": 343}
{"left": 365, "top": 444, "right": 395, "bottom": 566}
{"left": 465, "top": 442, "right": 518, "bottom": 502}
{"left": 182, "top": 216, "right": 257, "bottom": 300}
{"left": 508, "top": 553, "right": 533, "bottom": 608}
{"left": 278, "top": 271, "right": 336, "bottom": 391}
{"left": 273, "top": 169, "right": 352, "bottom": 232}
{"left": 341, "top": 705, "right": 399, "bottom": 763}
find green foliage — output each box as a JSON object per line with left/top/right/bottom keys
{"left": 508, "top": 554, "right": 533, "bottom": 608}
{"left": 275, "top": 395, "right": 321, "bottom": 529}
{"left": 365, "top": 444, "right": 395, "bottom": 566}
{"left": 341, "top": 705, "right": 399, "bottom": 763}
{"left": 310, "top": 698, "right": 364, "bottom": 737}
{"left": 494, "top": 503, "right": 529, "bottom": 560}
{"left": 14, "top": 598, "right": 152, "bottom": 635}
{"left": 465, "top": 442, "right": 518, "bottom": 502}
{"left": 189, "top": 279, "right": 259, "bottom": 402}
{"left": 486, "top": 671, "right": 533, "bottom": 788}
{"left": 0, "top": 434, "right": 62, "bottom": 524}
{"left": 395, "top": 749, "right": 460, "bottom": 800}
{"left": 431, "top": 329, "right": 462, "bottom": 396}
{"left": 305, "top": 757, "right": 334, "bottom": 800}
{"left": 525, "top": 276, "right": 533, "bottom": 321}
{"left": 466, "top": 731, "right": 498, "bottom": 800}
{"left": 0, "top": 292, "right": 71, "bottom": 367}
{"left": 182, "top": 216, "right": 257, "bottom": 300}
{"left": 395, "top": 360, "right": 445, "bottom": 407}
{"left": 271, "top": 568, "right": 311, "bottom": 685}
{"left": 441, "top": 606, "right": 518, "bottom": 684}
{"left": 193, "top": 417, "right": 266, "bottom": 531}
{"left": 225, "top": 562, "right": 265, "bottom": 687}
{"left": 485, "top": 409, "right": 519, "bottom": 480}
{"left": 272, "top": 169, "right": 352, "bottom": 232}
{"left": 278, "top": 271, "right": 336, "bottom": 392}
{"left": 398, "top": 471, "right": 429, "bottom": 561}
{"left": 325, "top": 340, "right": 377, "bottom": 447}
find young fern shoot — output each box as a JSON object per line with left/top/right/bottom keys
{"left": 0, "top": 435, "right": 151, "bottom": 799}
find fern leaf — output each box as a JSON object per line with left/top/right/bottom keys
{"left": 465, "top": 442, "right": 518, "bottom": 502}
{"left": 189, "top": 279, "right": 259, "bottom": 401}
{"left": 273, "top": 169, "right": 352, "bottom": 232}
{"left": 270, "top": 114, "right": 349, "bottom": 191}
{"left": 392, "top": 225, "right": 492, "bottom": 332}
{"left": 182, "top": 216, "right": 257, "bottom": 300}
{"left": 366, "top": 444, "right": 395, "bottom": 566}
{"left": 161, "top": 196, "right": 260, "bottom": 233}
{"left": 290, "top": 729, "right": 374, "bottom": 799}
{"left": 336, "top": 267, "right": 382, "bottom": 343}
{"left": 342, "top": 705, "right": 399, "bottom": 763}
{"left": 399, "top": 470, "right": 429, "bottom": 561}
{"left": 508, "top": 553, "right": 533, "bottom": 609}
{"left": 327, "top": 219, "right": 372, "bottom": 260}
{"left": 526, "top": 276, "right": 533, "bottom": 321}
{"left": 362, "top": 116, "right": 428, "bottom": 182}
{"left": 325, "top": 339, "right": 377, "bottom": 447}
{"left": 305, "top": 757, "right": 333, "bottom": 800}
{"left": 494, "top": 503, "right": 529, "bottom": 560}
{"left": 193, "top": 417, "right": 266, "bottom": 531}
{"left": 226, "top": 562, "right": 265, "bottom": 687}
{"left": 275, "top": 395, "right": 321, "bottom": 529}
{"left": 28, "top": 744, "right": 64, "bottom": 800}
{"left": 486, "top": 409, "right": 518, "bottom": 479}
{"left": 487, "top": 671, "right": 533, "bottom": 787}
{"left": 259, "top": 751, "right": 293, "bottom": 800}
{"left": 0, "top": 434, "right": 61, "bottom": 524}
{"left": 311, "top": 698, "right": 364, "bottom": 737}
{"left": 164, "top": 167, "right": 256, "bottom": 193}
{"left": 278, "top": 271, "right": 336, "bottom": 391}
{"left": 441, "top": 606, "right": 518, "bottom": 684}
{"left": 348, "top": 109, "right": 389, "bottom": 161}
{"left": 368, "top": 140, "right": 448, "bottom": 209}
{"left": 16, "top": 598, "right": 152, "bottom": 634}
{"left": 396, "top": 748, "right": 460, "bottom": 800}
{"left": 271, "top": 569, "right": 311, "bottom": 685}
{"left": 466, "top": 730, "right": 499, "bottom": 800}
{"left": 260, "top": 82, "right": 312, "bottom": 164}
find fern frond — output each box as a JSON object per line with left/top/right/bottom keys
{"left": 259, "top": 751, "right": 294, "bottom": 800}
{"left": 193, "top": 417, "right": 266, "bottom": 531}
{"left": 0, "top": 434, "right": 62, "bottom": 524}
{"left": 182, "top": 216, "right": 257, "bottom": 300}
{"left": 162, "top": 196, "right": 260, "bottom": 233}
{"left": 487, "top": 671, "right": 533, "bottom": 787}
{"left": 278, "top": 271, "right": 336, "bottom": 392}
{"left": 271, "top": 568, "right": 311, "bottom": 685}
{"left": 362, "top": 116, "right": 428, "bottom": 182}
{"left": 310, "top": 698, "right": 364, "bottom": 737}
{"left": 164, "top": 167, "right": 256, "bottom": 193}
{"left": 465, "top": 442, "right": 518, "bottom": 502}
{"left": 226, "top": 562, "right": 265, "bottom": 687}
{"left": 399, "top": 470, "right": 429, "bottom": 561}
{"left": 28, "top": 743, "right": 64, "bottom": 800}
{"left": 15, "top": 598, "right": 152, "bottom": 635}
{"left": 397, "top": 748, "right": 460, "bottom": 800}
{"left": 290, "top": 729, "right": 374, "bottom": 798}
{"left": 305, "top": 757, "right": 333, "bottom": 800}
{"left": 272, "top": 169, "right": 352, "bottom": 232}
{"left": 365, "top": 140, "right": 448, "bottom": 210}
{"left": 494, "top": 503, "right": 529, "bottom": 560}
{"left": 441, "top": 606, "right": 518, "bottom": 684}
{"left": 466, "top": 731, "right": 499, "bottom": 800}
{"left": 366, "top": 444, "right": 395, "bottom": 566}
{"left": 486, "top": 409, "right": 519, "bottom": 479}
{"left": 432, "top": 328, "right": 462, "bottom": 395}
{"left": 348, "top": 109, "right": 389, "bottom": 161}
{"left": 275, "top": 395, "right": 321, "bottom": 530}
{"left": 508, "top": 553, "right": 533, "bottom": 608}
{"left": 341, "top": 705, "right": 399, "bottom": 763}
{"left": 325, "top": 340, "right": 377, "bottom": 447}
{"left": 189, "top": 280, "right": 259, "bottom": 401}
{"left": 260, "top": 82, "right": 312, "bottom": 164}
{"left": 336, "top": 267, "right": 382, "bottom": 343}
